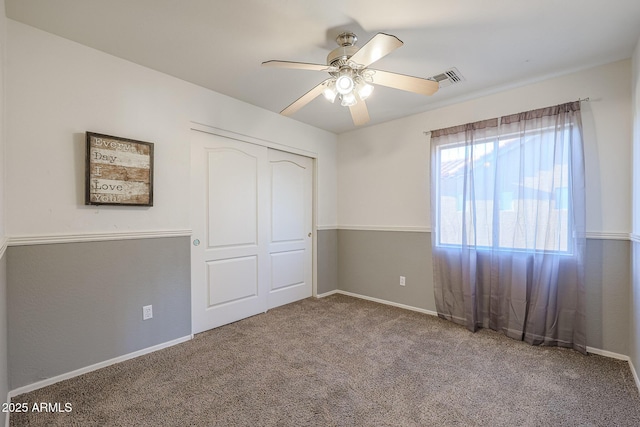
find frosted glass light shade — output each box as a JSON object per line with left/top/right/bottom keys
{"left": 358, "top": 83, "right": 374, "bottom": 100}
{"left": 323, "top": 86, "right": 337, "bottom": 103}
{"left": 336, "top": 75, "right": 355, "bottom": 95}
{"left": 340, "top": 92, "right": 356, "bottom": 107}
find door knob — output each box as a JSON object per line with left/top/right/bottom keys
{"left": 308, "top": 232, "right": 312, "bottom": 237}
{"left": 193, "top": 239, "right": 200, "bottom": 246}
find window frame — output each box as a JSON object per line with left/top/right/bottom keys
{"left": 432, "top": 126, "right": 576, "bottom": 255}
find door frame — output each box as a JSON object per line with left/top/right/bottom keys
{"left": 189, "top": 123, "right": 319, "bottom": 334}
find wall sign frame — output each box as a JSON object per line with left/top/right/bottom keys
{"left": 85, "top": 132, "right": 154, "bottom": 206}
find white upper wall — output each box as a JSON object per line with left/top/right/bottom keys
{"left": 629, "top": 34, "right": 640, "bottom": 390}
{"left": 338, "top": 60, "right": 632, "bottom": 235}
{"left": 6, "top": 20, "right": 338, "bottom": 236}
{"left": 0, "top": 0, "right": 5, "bottom": 239}
{"left": 633, "top": 39, "right": 640, "bottom": 235}
{"left": 0, "top": 2, "right": 8, "bottom": 426}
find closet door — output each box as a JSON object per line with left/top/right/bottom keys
{"left": 191, "top": 131, "right": 269, "bottom": 333}
{"left": 267, "top": 149, "right": 313, "bottom": 309}
{"left": 191, "top": 131, "right": 314, "bottom": 334}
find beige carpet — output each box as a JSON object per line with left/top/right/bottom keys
{"left": 11, "top": 294, "right": 640, "bottom": 426}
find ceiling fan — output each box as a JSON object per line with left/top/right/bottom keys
{"left": 262, "top": 31, "right": 439, "bottom": 126}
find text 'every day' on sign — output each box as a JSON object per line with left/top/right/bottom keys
{"left": 85, "top": 132, "right": 154, "bottom": 206}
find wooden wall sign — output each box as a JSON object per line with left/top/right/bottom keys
{"left": 85, "top": 132, "right": 154, "bottom": 206}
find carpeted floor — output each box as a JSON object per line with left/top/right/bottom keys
{"left": 10, "top": 294, "right": 640, "bottom": 426}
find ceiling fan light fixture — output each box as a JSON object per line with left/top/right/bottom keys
{"left": 335, "top": 75, "right": 355, "bottom": 95}
{"left": 357, "top": 82, "right": 374, "bottom": 100}
{"left": 340, "top": 92, "right": 357, "bottom": 107}
{"left": 323, "top": 83, "right": 338, "bottom": 103}
{"left": 263, "top": 31, "right": 438, "bottom": 126}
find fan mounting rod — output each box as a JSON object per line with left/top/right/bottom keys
{"left": 327, "top": 32, "right": 360, "bottom": 67}
{"left": 336, "top": 32, "right": 357, "bottom": 47}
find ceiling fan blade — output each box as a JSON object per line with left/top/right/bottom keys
{"left": 280, "top": 79, "right": 331, "bottom": 117}
{"left": 349, "top": 96, "right": 370, "bottom": 126}
{"left": 262, "top": 60, "right": 336, "bottom": 72}
{"left": 370, "top": 69, "right": 439, "bottom": 96}
{"left": 349, "top": 33, "right": 403, "bottom": 67}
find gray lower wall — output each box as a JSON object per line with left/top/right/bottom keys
{"left": 337, "top": 229, "right": 630, "bottom": 355}
{"left": 584, "top": 239, "right": 630, "bottom": 355}
{"left": 0, "top": 255, "right": 8, "bottom": 425}
{"left": 338, "top": 230, "right": 435, "bottom": 311}
{"left": 631, "top": 241, "right": 640, "bottom": 376}
{"left": 7, "top": 237, "right": 191, "bottom": 389}
{"left": 5, "top": 230, "right": 633, "bottom": 391}
{"left": 317, "top": 229, "right": 338, "bottom": 295}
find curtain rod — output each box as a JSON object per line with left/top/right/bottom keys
{"left": 423, "top": 97, "right": 590, "bottom": 135}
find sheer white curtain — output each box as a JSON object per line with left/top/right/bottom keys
{"left": 430, "top": 101, "right": 586, "bottom": 353}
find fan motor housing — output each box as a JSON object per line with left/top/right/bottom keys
{"left": 327, "top": 45, "right": 359, "bottom": 67}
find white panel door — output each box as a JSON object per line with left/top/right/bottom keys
{"left": 191, "top": 130, "right": 270, "bottom": 334}
{"left": 267, "top": 149, "right": 313, "bottom": 309}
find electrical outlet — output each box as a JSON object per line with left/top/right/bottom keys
{"left": 400, "top": 276, "right": 406, "bottom": 286}
{"left": 143, "top": 305, "right": 153, "bottom": 320}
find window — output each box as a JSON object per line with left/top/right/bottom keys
{"left": 430, "top": 102, "right": 586, "bottom": 351}
{"left": 434, "top": 129, "right": 573, "bottom": 253}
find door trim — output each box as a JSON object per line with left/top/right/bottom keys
{"left": 190, "top": 122, "right": 317, "bottom": 158}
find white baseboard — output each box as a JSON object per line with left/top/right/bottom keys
{"left": 315, "top": 289, "right": 340, "bottom": 298}
{"left": 8, "top": 335, "right": 193, "bottom": 398}
{"left": 329, "top": 290, "right": 439, "bottom": 317}
{"left": 585, "top": 346, "right": 629, "bottom": 361}
{"left": 629, "top": 359, "right": 640, "bottom": 394}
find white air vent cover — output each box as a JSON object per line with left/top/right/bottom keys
{"left": 430, "top": 67, "right": 465, "bottom": 88}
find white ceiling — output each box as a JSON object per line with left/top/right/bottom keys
{"left": 6, "top": 0, "right": 640, "bottom": 134}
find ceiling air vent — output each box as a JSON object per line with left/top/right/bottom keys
{"left": 430, "top": 67, "right": 465, "bottom": 88}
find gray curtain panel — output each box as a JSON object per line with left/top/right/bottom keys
{"left": 430, "top": 101, "right": 586, "bottom": 353}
